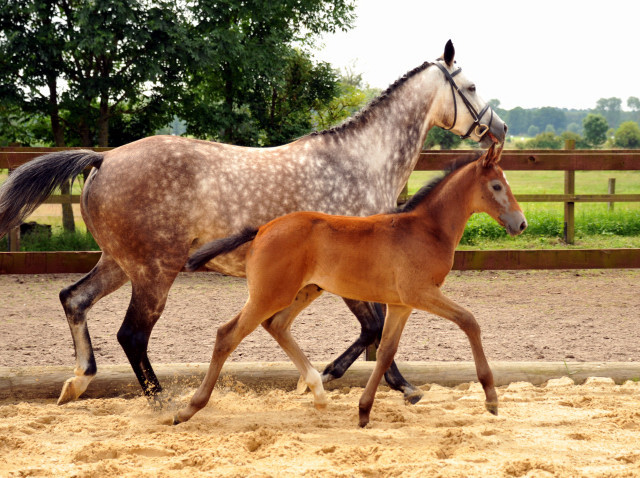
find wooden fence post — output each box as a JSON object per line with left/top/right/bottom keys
{"left": 6, "top": 167, "right": 20, "bottom": 252}
{"left": 608, "top": 178, "right": 616, "bottom": 212}
{"left": 365, "top": 344, "right": 377, "bottom": 361}
{"left": 563, "top": 140, "right": 575, "bottom": 244}
{"left": 8, "top": 228, "right": 20, "bottom": 252}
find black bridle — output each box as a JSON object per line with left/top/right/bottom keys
{"left": 434, "top": 62, "right": 493, "bottom": 140}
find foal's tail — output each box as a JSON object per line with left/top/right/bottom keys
{"left": 186, "top": 227, "right": 259, "bottom": 271}
{"left": 0, "top": 150, "right": 104, "bottom": 238}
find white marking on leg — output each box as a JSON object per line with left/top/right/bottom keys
{"left": 304, "top": 367, "right": 327, "bottom": 409}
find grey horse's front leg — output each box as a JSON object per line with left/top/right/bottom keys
{"left": 321, "top": 299, "right": 423, "bottom": 404}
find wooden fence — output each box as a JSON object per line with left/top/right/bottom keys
{"left": 2, "top": 146, "right": 640, "bottom": 273}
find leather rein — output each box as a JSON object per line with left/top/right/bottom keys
{"left": 433, "top": 62, "right": 494, "bottom": 140}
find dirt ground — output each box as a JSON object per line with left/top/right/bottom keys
{"left": 1, "top": 269, "right": 639, "bottom": 366}
{"left": 2, "top": 270, "right": 640, "bottom": 477}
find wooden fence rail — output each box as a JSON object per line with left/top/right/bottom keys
{"left": 2, "top": 146, "right": 640, "bottom": 273}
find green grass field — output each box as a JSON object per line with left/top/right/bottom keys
{"left": 408, "top": 170, "right": 640, "bottom": 249}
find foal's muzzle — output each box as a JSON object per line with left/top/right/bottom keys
{"left": 501, "top": 211, "right": 528, "bottom": 236}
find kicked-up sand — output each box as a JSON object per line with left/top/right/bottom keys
{"left": 2, "top": 376, "right": 640, "bottom": 477}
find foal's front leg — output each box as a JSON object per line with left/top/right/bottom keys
{"left": 174, "top": 303, "right": 271, "bottom": 424}
{"left": 418, "top": 288, "right": 498, "bottom": 414}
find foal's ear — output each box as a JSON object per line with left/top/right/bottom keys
{"left": 443, "top": 40, "right": 455, "bottom": 67}
{"left": 481, "top": 142, "right": 503, "bottom": 167}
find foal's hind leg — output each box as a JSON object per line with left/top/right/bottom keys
{"left": 261, "top": 285, "right": 327, "bottom": 409}
{"left": 58, "top": 254, "right": 129, "bottom": 405}
{"left": 322, "top": 299, "right": 423, "bottom": 404}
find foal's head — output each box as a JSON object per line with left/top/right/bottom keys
{"left": 472, "top": 144, "right": 527, "bottom": 236}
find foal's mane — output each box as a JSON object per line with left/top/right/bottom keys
{"left": 394, "top": 153, "right": 481, "bottom": 213}
{"left": 310, "top": 62, "right": 433, "bottom": 137}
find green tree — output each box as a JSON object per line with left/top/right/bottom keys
{"left": 487, "top": 98, "right": 507, "bottom": 121}
{"left": 0, "top": 103, "right": 52, "bottom": 146}
{"left": 248, "top": 50, "right": 339, "bottom": 146}
{"left": 423, "top": 127, "right": 462, "bottom": 150}
{"left": 566, "top": 122, "right": 581, "bottom": 134}
{"left": 628, "top": 97, "right": 640, "bottom": 123}
{"left": 313, "top": 65, "right": 380, "bottom": 131}
{"left": 532, "top": 107, "right": 566, "bottom": 133}
{"left": 614, "top": 121, "right": 640, "bottom": 148}
{"left": 179, "top": 0, "right": 355, "bottom": 145}
{"left": 0, "top": 0, "right": 189, "bottom": 148}
{"left": 583, "top": 113, "right": 609, "bottom": 147}
{"left": 595, "top": 97, "right": 622, "bottom": 129}
{"left": 0, "top": 0, "right": 190, "bottom": 230}
{"left": 505, "top": 106, "right": 530, "bottom": 135}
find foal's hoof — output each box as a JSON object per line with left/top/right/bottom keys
{"left": 403, "top": 388, "right": 424, "bottom": 405}
{"left": 485, "top": 401, "right": 499, "bottom": 416}
{"left": 172, "top": 414, "right": 182, "bottom": 426}
{"left": 314, "top": 395, "right": 328, "bottom": 411}
{"left": 358, "top": 415, "right": 370, "bottom": 428}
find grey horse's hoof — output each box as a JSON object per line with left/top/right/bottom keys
{"left": 321, "top": 372, "right": 338, "bottom": 384}
{"left": 403, "top": 388, "right": 424, "bottom": 405}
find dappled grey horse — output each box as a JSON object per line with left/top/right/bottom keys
{"left": 0, "top": 40, "right": 506, "bottom": 406}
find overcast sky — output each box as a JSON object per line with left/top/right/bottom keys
{"left": 314, "top": 0, "right": 638, "bottom": 110}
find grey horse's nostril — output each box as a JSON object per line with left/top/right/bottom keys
{"left": 520, "top": 220, "right": 527, "bottom": 231}
{"left": 504, "top": 123, "right": 508, "bottom": 134}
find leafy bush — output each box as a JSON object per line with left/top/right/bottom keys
{"left": 1, "top": 228, "right": 99, "bottom": 251}
{"left": 614, "top": 121, "right": 640, "bottom": 149}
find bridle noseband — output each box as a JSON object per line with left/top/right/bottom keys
{"left": 434, "top": 62, "right": 493, "bottom": 140}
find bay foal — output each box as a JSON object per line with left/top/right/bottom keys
{"left": 176, "top": 143, "right": 527, "bottom": 427}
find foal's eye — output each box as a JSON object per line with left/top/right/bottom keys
{"left": 492, "top": 184, "right": 502, "bottom": 192}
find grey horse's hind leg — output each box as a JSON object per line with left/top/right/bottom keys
{"left": 321, "top": 299, "right": 423, "bottom": 404}
{"left": 58, "top": 253, "right": 129, "bottom": 405}
{"left": 116, "top": 271, "right": 178, "bottom": 401}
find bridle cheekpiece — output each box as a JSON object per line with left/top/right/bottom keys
{"left": 434, "top": 61, "right": 494, "bottom": 140}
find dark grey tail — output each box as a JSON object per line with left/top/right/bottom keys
{"left": 0, "top": 150, "right": 103, "bottom": 237}
{"left": 186, "top": 227, "right": 259, "bottom": 271}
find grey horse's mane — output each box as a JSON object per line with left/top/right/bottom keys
{"left": 310, "top": 61, "right": 433, "bottom": 137}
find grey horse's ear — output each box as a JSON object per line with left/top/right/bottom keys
{"left": 443, "top": 40, "right": 455, "bottom": 67}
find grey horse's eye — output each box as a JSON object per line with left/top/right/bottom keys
{"left": 468, "top": 84, "right": 476, "bottom": 93}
